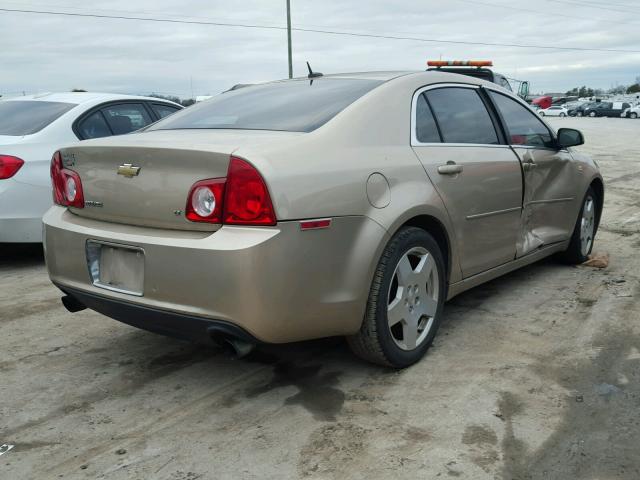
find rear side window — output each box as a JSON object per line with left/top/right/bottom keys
{"left": 415, "top": 93, "right": 441, "bottom": 143}
{"left": 78, "top": 111, "right": 112, "bottom": 139}
{"left": 0, "top": 101, "right": 76, "bottom": 136}
{"left": 151, "top": 103, "right": 180, "bottom": 119}
{"left": 488, "top": 91, "right": 554, "bottom": 148}
{"left": 149, "top": 78, "right": 384, "bottom": 133}
{"left": 425, "top": 88, "right": 499, "bottom": 145}
{"left": 102, "top": 103, "right": 153, "bottom": 134}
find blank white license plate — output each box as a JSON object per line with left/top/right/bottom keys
{"left": 86, "top": 241, "right": 144, "bottom": 296}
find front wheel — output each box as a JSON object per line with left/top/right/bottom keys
{"left": 558, "top": 187, "right": 598, "bottom": 264}
{"left": 560, "top": 112, "right": 566, "bottom": 117}
{"left": 347, "top": 227, "right": 446, "bottom": 368}
{"left": 631, "top": 112, "right": 638, "bottom": 119}
{"left": 576, "top": 111, "right": 583, "bottom": 117}
{"left": 539, "top": 112, "right": 545, "bottom": 116}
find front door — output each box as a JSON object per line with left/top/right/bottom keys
{"left": 411, "top": 85, "right": 523, "bottom": 278}
{"left": 487, "top": 90, "right": 579, "bottom": 257}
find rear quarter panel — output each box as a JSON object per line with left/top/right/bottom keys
{"left": 236, "top": 73, "right": 463, "bottom": 284}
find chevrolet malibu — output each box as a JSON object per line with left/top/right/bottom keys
{"left": 44, "top": 71, "right": 603, "bottom": 368}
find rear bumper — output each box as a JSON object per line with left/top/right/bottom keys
{"left": 44, "top": 206, "right": 387, "bottom": 343}
{"left": 57, "top": 284, "right": 260, "bottom": 344}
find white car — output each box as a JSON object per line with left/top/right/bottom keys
{"left": 538, "top": 105, "right": 568, "bottom": 117}
{"left": 0, "top": 92, "right": 182, "bottom": 242}
{"left": 621, "top": 105, "right": 639, "bottom": 119}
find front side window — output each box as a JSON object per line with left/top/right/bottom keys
{"left": 415, "top": 93, "right": 441, "bottom": 143}
{"left": 488, "top": 91, "right": 554, "bottom": 148}
{"left": 148, "top": 78, "right": 384, "bottom": 133}
{"left": 101, "top": 103, "right": 153, "bottom": 134}
{"left": 425, "top": 88, "right": 499, "bottom": 145}
{"left": 0, "top": 100, "right": 76, "bottom": 136}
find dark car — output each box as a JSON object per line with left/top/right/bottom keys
{"left": 568, "top": 102, "right": 597, "bottom": 117}
{"left": 583, "top": 102, "right": 631, "bottom": 118}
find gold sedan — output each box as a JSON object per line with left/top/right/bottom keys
{"left": 44, "top": 71, "right": 603, "bottom": 367}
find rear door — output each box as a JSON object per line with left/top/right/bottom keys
{"left": 411, "top": 85, "right": 523, "bottom": 278}
{"left": 487, "top": 90, "right": 579, "bottom": 256}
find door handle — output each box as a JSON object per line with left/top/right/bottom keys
{"left": 437, "top": 163, "right": 464, "bottom": 175}
{"left": 522, "top": 161, "right": 537, "bottom": 171}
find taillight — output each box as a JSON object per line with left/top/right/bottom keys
{"left": 185, "top": 178, "right": 225, "bottom": 223}
{"left": 51, "top": 151, "right": 84, "bottom": 208}
{"left": 0, "top": 155, "right": 24, "bottom": 179}
{"left": 223, "top": 157, "right": 276, "bottom": 226}
{"left": 185, "top": 156, "right": 276, "bottom": 226}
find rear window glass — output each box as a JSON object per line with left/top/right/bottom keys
{"left": 0, "top": 100, "right": 76, "bottom": 136}
{"left": 149, "top": 78, "right": 384, "bottom": 133}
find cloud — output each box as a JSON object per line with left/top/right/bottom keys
{"left": 1, "top": 0, "right": 639, "bottom": 97}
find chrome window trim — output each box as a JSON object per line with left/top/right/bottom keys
{"left": 411, "top": 83, "right": 504, "bottom": 148}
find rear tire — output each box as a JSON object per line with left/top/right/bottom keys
{"left": 589, "top": 111, "right": 597, "bottom": 117}
{"left": 347, "top": 227, "right": 446, "bottom": 368}
{"left": 631, "top": 112, "right": 638, "bottom": 119}
{"left": 576, "top": 111, "right": 583, "bottom": 117}
{"left": 539, "top": 112, "right": 545, "bottom": 116}
{"left": 560, "top": 113, "right": 566, "bottom": 117}
{"left": 558, "top": 187, "right": 598, "bottom": 264}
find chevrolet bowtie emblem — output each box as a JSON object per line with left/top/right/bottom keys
{"left": 117, "top": 163, "right": 141, "bottom": 178}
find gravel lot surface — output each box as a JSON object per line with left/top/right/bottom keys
{"left": 1, "top": 117, "right": 638, "bottom": 479}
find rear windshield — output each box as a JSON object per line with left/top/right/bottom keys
{"left": 149, "top": 78, "right": 384, "bottom": 133}
{"left": 0, "top": 100, "right": 77, "bottom": 135}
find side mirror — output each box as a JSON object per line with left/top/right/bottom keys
{"left": 557, "top": 128, "right": 584, "bottom": 149}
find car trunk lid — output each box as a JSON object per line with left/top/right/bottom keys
{"left": 60, "top": 129, "right": 300, "bottom": 231}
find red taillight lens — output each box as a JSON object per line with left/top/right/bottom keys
{"left": 223, "top": 157, "right": 276, "bottom": 226}
{"left": 185, "top": 156, "right": 276, "bottom": 226}
{"left": 185, "top": 178, "right": 225, "bottom": 223}
{"left": 50, "top": 151, "right": 84, "bottom": 208}
{"left": 0, "top": 155, "right": 24, "bottom": 179}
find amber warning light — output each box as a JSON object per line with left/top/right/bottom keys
{"left": 427, "top": 60, "right": 494, "bottom": 67}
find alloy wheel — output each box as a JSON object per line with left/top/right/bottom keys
{"left": 580, "top": 196, "right": 596, "bottom": 256}
{"left": 387, "top": 247, "right": 439, "bottom": 351}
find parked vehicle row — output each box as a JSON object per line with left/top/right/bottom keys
{"left": 0, "top": 93, "right": 182, "bottom": 242}
{"left": 568, "top": 101, "right": 633, "bottom": 118}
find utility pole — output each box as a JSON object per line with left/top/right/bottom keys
{"left": 286, "top": 0, "right": 293, "bottom": 79}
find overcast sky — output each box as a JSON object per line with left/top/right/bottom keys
{"left": 2, "top": 0, "right": 639, "bottom": 98}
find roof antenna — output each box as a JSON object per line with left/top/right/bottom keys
{"left": 307, "top": 61, "right": 323, "bottom": 79}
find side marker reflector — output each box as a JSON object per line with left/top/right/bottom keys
{"left": 300, "top": 219, "right": 331, "bottom": 230}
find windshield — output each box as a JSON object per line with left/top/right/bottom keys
{"left": 0, "top": 100, "right": 77, "bottom": 136}
{"left": 149, "top": 78, "right": 384, "bottom": 133}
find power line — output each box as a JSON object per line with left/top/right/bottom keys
{"left": 454, "top": 0, "right": 639, "bottom": 25}
{"left": 543, "top": 0, "right": 635, "bottom": 14}
{"left": 1, "top": 7, "right": 640, "bottom": 54}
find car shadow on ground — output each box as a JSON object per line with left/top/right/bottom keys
{"left": 73, "top": 255, "right": 569, "bottom": 388}
{"left": 0, "top": 243, "right": 44, "bottom": 270}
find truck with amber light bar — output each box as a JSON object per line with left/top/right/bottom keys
{"left": 427, "top": 60, "right": 530, "bottom": 100}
